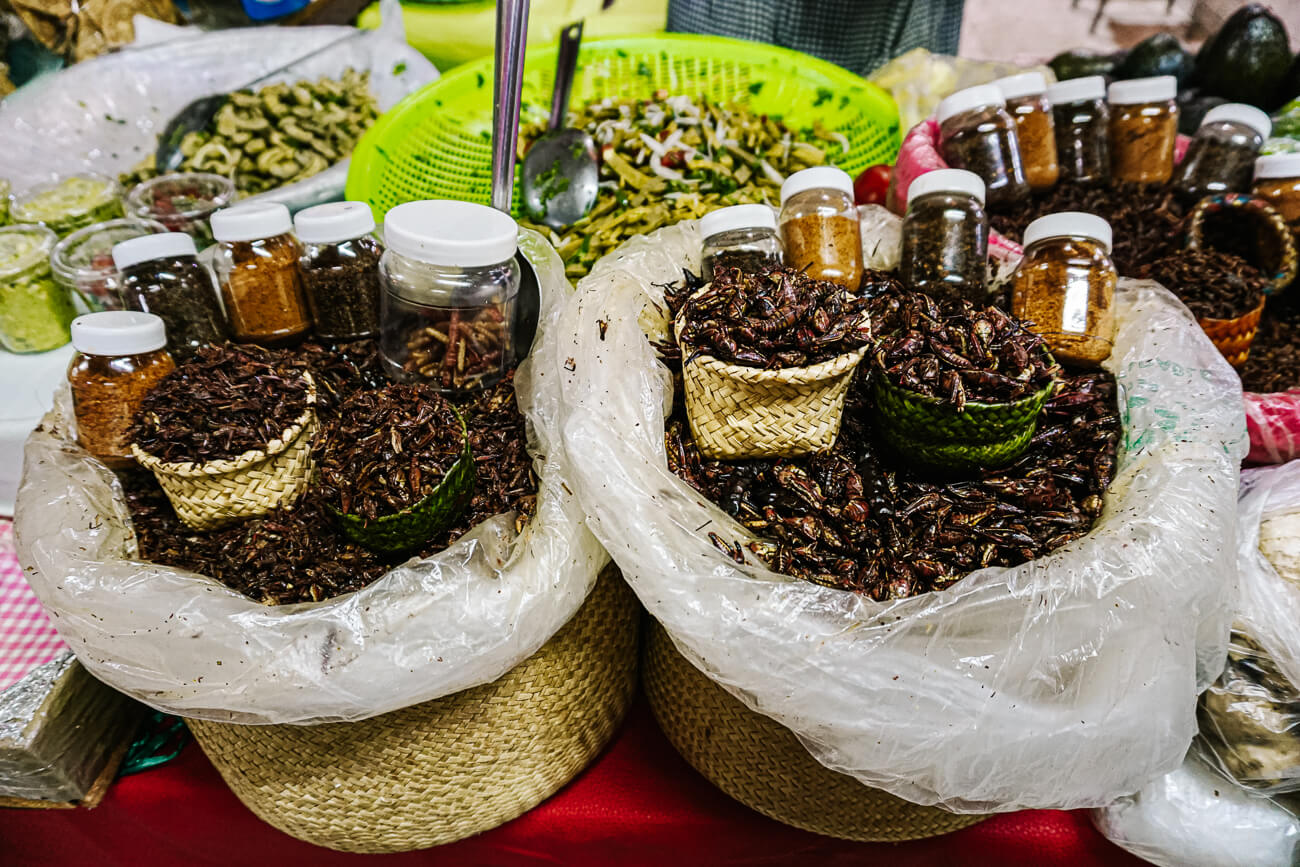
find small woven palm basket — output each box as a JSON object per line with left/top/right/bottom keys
{"left": 643, "top": 621, "right": 985, "bottom": 841}
{"left": 186, "top": 567, "right": 639, "bottom": 854}
{"left": 1198, "top": 296, "right": 1266, "bottom": 369}
{"left": 1187, "top": 193, "right": 1298, "bottom": 295}
{"left": 131, "top": 373, "right": 318, "bottom": 530}
{"left": 681, "top": 346, "right": 868, "bottom": 459}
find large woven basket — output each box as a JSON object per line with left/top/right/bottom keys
{"left": 1198, "top": 296, "right": 1267, "bottom": 369}
{"left": 643, "top": 621, "right": 985, "bottom": 841}
{"left": 186, "top": 567, "right": 639, "bottom": 854}
{"left": 131, "top": 374, "right": 318, "bottom": 530}
{"left": 682, "top": 346, "right": 867, "bottom": 460}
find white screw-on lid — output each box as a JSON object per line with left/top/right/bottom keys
{"left": 993, "top": 71, "right": 1048, "bottom": 102}
{"left": 71, "top": 311, "right": 167, "bottom": 356}
{"left": 1023, "top": 211, "right": 1113, "bottom": 253}
{"left": 1200, "top": 103, "right": 1272, "bottom": 139}
{"left": 935, "top": 84, "right": 1006, "bottom": 124}
{"left": 1046, "top": 75, "right": 1107, "bottom": 105}
{"left": 1255, "top": 153, "right": 1300, "bottom": 180}
{"left": 211, "top": 202, "right": 292, "bottom": 243}
{"left": 111, "top": 232, "right": 197, "bottom": 271}
{"left": 294, "top": 201, "right": 377, "bottom": 244}
{"left": 906, "top": 169, "right": 986, "bottom": 206}
{"left": 383, "top": 200, "right": 518, "bottom": 267}
{"left": 699, "top": 203, "right": 777, "bottom": 239}
{"left": 779, "top": 166, "right": 854, "bottom": 204}
{"left": 1107, "top": 75, "right": 1177, "bottom": 105}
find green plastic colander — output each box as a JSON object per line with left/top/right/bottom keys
{"left": 345, "top": 33, "right": 902, "bottom": 217}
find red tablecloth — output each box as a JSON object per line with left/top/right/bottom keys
{"left": 1, "top": 698, "right": 1143, "bottom": 866}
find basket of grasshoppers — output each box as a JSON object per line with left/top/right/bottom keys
{"left": 669, "top": 265, "right": 879, "bottom": 460}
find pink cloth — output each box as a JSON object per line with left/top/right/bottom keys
{"left": 1245, "top": 391, "right": 1300, "bottom": 465}
{"left": 0, "top": 519, "right": 66, "bottom": 691}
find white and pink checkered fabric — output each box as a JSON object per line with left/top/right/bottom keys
{"left": 0, "top": 519, "right": 66, "bottom": 691}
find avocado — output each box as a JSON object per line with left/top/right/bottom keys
{"left": 1194, "top": 4, "right": 1292, "bottom": 109}
{"left": 1177, "top": 88, "right": 1228, "bottom": 135}
{"left": 1116, "top": 33, "right": 1192, "bottom": 85}
{"left": 1277, "top": 52, "right": 1300, "bottom": 108}
{"left": 1049, "top": 48, "right": 1126, "bottom": 83}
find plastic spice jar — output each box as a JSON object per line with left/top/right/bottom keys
{"left": 936, "top": 84, "right": 1030, "bottom": 209}
{"left": 899, "top": 169, "right": 989, "bottom": 304}
{"left": 994, "top": 72, "right": 1060, "bottom": 192}
{"left": 114, "top": 232, "right": 231, "bottom": 361}
{"left": 379, "top": 200, "right": 521, "bottom": 392}
{"left": 0, "top": 224, "right": 76, "bottom": 353}
{"left": 1011, "top": 212, "right": 1117, "bottom": 369}
{"left": 124, "top": 172, "right": 236, "bottom": 249}
{"left": 210, "top": 202, "right": 310, "bottom": 347}
{"left": 699, "top": 203, "right": 783, "bottom": 280}
{"left": 294, "top": 201, "right": 383, "bottom": 341}
{"left": 10, "top": 174, "right": 123, "bottom": 238}
{"left": 1174, "top": 104, "right": 1271, "bottom": 202}
{"left": 778, "top": 167, "right": 864, "bottom": 291}
{"left": 1254, "top": 153, "right": 1300, "bottom": 232}
{"left": 51, "top": 218, "right": 166, "bottom": 312}
{"left": 1047, "top": 76, "right": 1111, "bottom": 186}
{"left": 1107, "top": 76, "right": 1179, "bottom": 185}
{"left": 67, "top": 311, "right": 175, "bottom": 469}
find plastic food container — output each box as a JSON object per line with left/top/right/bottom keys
{"left": 994, "top": 72, "right": 1059, "bottom": 192}
{"left": 899, "top": 169, "right": 989, "bottom": 304}
{"left": 778, "top": 167, "right": 864, "bottom": 291}
{"left": 936, "top": 84, "right": 1029, "bottom": 208}
{"left": 211, "top": 202, "right": 311, "bottom": 347}
{"left": 294, "top": 201, "right": 383, "bottom": 342}
{"left": 700, "top": 204, "right": 783, "bottom": 281}
{"left": 1047, "top": 76, "right": 1110, "bottom": 186}
{"left": 124, "top": 173, "right": 237, "bottom": 249}
{"left": 50, "top": 218, "right": 167, "bottom": 312}
{"left": 1108, "top": 76, "right": 1180, "bottom": 185}
{"left": 114, "top": 232, "right": 231, "bottom": 361}
{"left": 1254, "top": 153, "right": 1300, "bottom": 230}
{"left": 1174, "top": 104, "right": 1271, "bottom": 202}
{"left": 0, "top": 224, "right": 77, "bottom": 354}
{"left": 10, "top": 174, "right": 124, "bottom": 238}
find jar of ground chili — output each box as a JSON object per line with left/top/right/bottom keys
{"left": 899, "top": 169, "right": 989, "bottom": 304}
{"left": 1254, "top": 153, "right": 1300, "bottom": 235}
{"left": 778, "top": 167, "right": 864, "bottom": 291}
{"left": 0, "top": 224, "right": 76, "bottom": 353}
{"left": 67, "top": 311, "right": 175, "bottom": 469}
{"left": 210, "top": 203, "right": 310, "bottom": 347}
{"left": 994, "top": 72, "right": 1060, "bottom": 192}
{"left": 1175, "top": 104, "right": 1271, "bottom": 203}
{"left": 379, "top": 200, "right": 520, "bottom": 393}
{"left": 699, "top": 204, "right": 783, "bottom": 280}
{"left": 114, "top": 232, "right": 230, "bottom": 361}
{"left": 1048, "top": 76, "right": 1111, "bottom": 186}
{"left": 936, "top": 84, "right": 1030, "bottom": 209}
{"left": 293, "top": 201, "right": 383, "bottom": 341}
{"left": 1108, "top": 76, "right": 1179, "bottom": 185}
{"left": 1011, "top": 212, "right": 1117, "bottom": 369}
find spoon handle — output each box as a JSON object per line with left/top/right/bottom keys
{"left": 491, "top": 0, "right": 531, "bottom": 213}
{"left": 548, "top": 21, "right": 584, "bottom": 133}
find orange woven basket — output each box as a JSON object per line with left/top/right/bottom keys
{"left": 1198, "top": 296, "right": 1266, "bottom": 369}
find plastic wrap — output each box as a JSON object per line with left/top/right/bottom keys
{"left": 1235, "top": 461, "right": 1300, "bottom": 691}
{"left": 1245, "top": 392, "right": 1300, "bottom": 465}
{"left": 549, "top": 220, "right": 1245, "bottom": 812}
{"left": 15, "top": 230, "right": 608, "bottom": 725}
{"left": 0, "top": 0, "right": 436, "bottom": 213}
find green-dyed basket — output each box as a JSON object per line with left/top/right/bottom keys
{"left": 345, "top": 33, "right": 901, "bottom": 218}
{"left": 870, "top": 373, "right": 1056, "bottom": 473}
{"left": 329, "top": 412, "right": 476, "bottom": 556}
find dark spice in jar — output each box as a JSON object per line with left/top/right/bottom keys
{"left": 300, "top": 235, "right": 383, "bottom": 341}
{"left": 937, "top": 86, "right": 1030, "bottom": 208}
{"left": 1047, "top": 77, "right": 1110, "bottom": 186}
{"left": 1140, "top": 249, "right": 1267, "bottom": 320}
{"left": 898, "top": 169, "right": 989, "bottom": 304}
{"left": 120, "top": 255, "right": 231, "bottom": 361}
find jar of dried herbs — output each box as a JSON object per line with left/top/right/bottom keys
{"left": 899, "top": 169, "right": 989, "bottom": 304}
{"left": 67, "top": 311, "right": 175, "bottom": 469}
{"left": 9, "top": 174, "right": 123, "bottom": 238}
{"left": 379, "top": 200, "right": 520, "bottom": 393}
{"left": 114, "top": 232, "right": 231, "bottom": 361}
{"left": 1108, "top": 76, "right": 1179, "bottom": 185}
{"left": 778, "top": 167, "right": 864, "bottom": 291}
{"left": 1175, "top": 104, "right": 1271, "bottom": 203}
{"left": 51, "top": 218, "right": 167, "bottom": 312}
{"left": 0, "top": 224, "right": 76, "bottom": 353}
{"left": 1047, "top": 76, "right": 1111, "bottom": 186}
{"left": 700, "top": 204, "right": 783, "bottom": 280}
{"left": 994, "top": 72, "right": 1059, "bottom": 192}
{"left": 211, "top": 203, "right": 311, "bottom": 347}
{"left": 1011, "top": 212, "right": 1117, "bottom": 369}
{"left": 1254, "top": 153, "right": 1300, "bottom": 234}
{"left": 936, "top": 84, "right": 1030, "bottom": 209}
{"left": 293, "top": 201, "right": 383, "bottom": 341}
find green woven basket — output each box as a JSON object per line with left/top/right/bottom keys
{"left": 870, "top": 372, "right": 1056, "bottom": 473}
{"left": 345, "top": 33, "right": 901, "bottom": 218}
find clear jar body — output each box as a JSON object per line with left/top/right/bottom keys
{"left": 899, "top": 191, "right": 989, "bottom": 304}
{"left": 300, "top": 235, "right": 384, "bottom": 341}
{"left": 701, "top": 226, "right": 783, "bottom": 280}
{"left": 124, "top": 173, "right": 236, "bottom": 249}
{"left": 1011, "top": 236, "right": 1117, "bottom": 368}
{"left": 938, "top": 104, "right": 1030, "bottom": 208}
{"left": 1175, "top": 120, "right": 1264, "bottom": 202}
{"left": 1254, "top": 175, "right": 1300, "bottom": 234}
{"left": 778, "top": 188, "right": 863, "bottom": 290}
{"left": 0, "top": 227, "right": 76, "bottom": 354}
{"left": 1109, "top": 99, "right": 1179, "bottom": 184}
{"left": 11, "top": 175, "right": 123, "bottom": 238}
{"left": 68, "top": 348, "right": 176, "bottom": 469}
{"left": 1006, "top": 94, "right": 1060, "bottom": 191}
{"left": 1052, "top": 98, "right": 1111, "bottom": 185}
{"left": 379, "top": 250, "right": 520, "bottom": 392}
{"left": 51, "top": 218, "right": 166, "bottom": 313}
{"left": 212, "top": 233, "right": 310, "bottom": 347}
{"left": 121, "top": 255, "right": 230, "bottom": 361}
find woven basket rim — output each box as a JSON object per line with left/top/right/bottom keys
{"left": 871, "top": 363, "right": 1057, "bottom": 412}
{"left": 1197, "top": 295, "right": 1267, "bottom": 328}
{"left": 131, "top": 372, "right": 318, "bottom": 477}
{"left": 1187, "top": 193, "right": 1297, "bottom": 290}
{"left": 685, "top": 344, "right": 869, "bottom": 385}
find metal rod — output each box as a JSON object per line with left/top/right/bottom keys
{"left": 491, "top": 0, "right": 531, "bottom": 213}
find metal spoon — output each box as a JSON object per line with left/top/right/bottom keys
{"left": 520, "top": 22, "right": 598, "bottom": 230}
